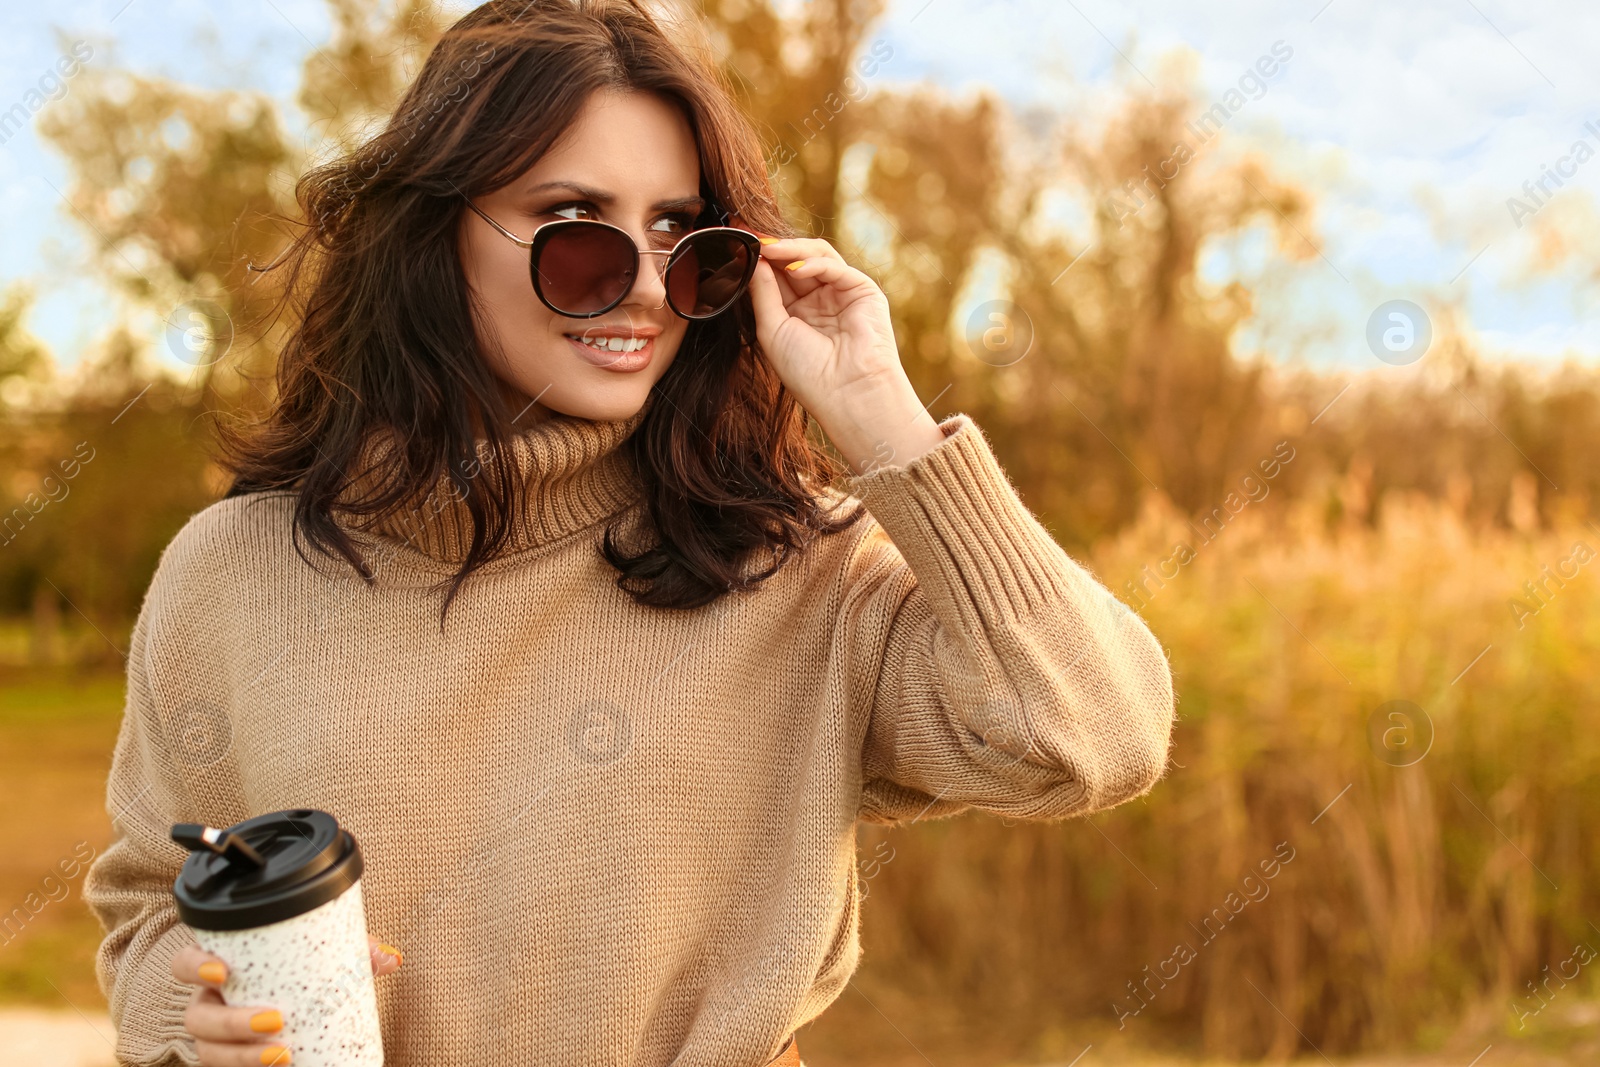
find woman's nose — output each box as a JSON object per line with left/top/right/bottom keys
{"left": 624, "top": 247, "right": 672, "bottom": 312}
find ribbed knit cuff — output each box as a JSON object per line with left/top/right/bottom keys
{"left": 128, "top": 953, "right": 200, "bottom": 1067}
{"left": 841, "top": 414, "right": 1071, "bottom": 628}
{"left": 114, "top": 927, "right": 201, "bottom": 1067}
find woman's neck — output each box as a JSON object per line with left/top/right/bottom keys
{"left": 471, "top": 376, "right": 555, "bottom": 440}
{"left": 338, "top": 391, "right": 653, "bottom": 565}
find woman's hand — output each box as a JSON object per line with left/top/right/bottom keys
{"left": 746, "top": 236, "right": 945, "bottom": 474}
{"left": 171, "top": 936, "right": 401, "bottom": 1065}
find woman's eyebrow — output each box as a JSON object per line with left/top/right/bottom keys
{"left": 524, "top": 181, "right": 704, "bottom": 214}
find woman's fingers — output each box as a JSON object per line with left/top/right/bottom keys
{"left": 172, "top": 943, "right": 230, "bottom": 987}
{"left": 756, "top": 238, "right": 881, "bottom": 307}
{"left": 193, "top": 1037, "right": 293, "bottom": 1065}
{"left": 755, "top": 236, "right": 843, "bottom": 264}
{"left": 184, "top": 986, "right": 285, "bottom": 1043}
{"left": 169, "top": 938, "right": 398, "bottom": 1066}
{"left": 775, "top": 254, "right": 877, "bottom": 298}
{"left": 368, "top": 936, "right": 403, "bottom": 976}
{"left": 184, "top": 987, "right": 291, "bottom": 1064}
{"left": 174, "top": 946, "right": 292, "bottom": 1063}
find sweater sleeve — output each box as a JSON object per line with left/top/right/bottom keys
{"left": 83, "top": 539, "right": 219, "bottom": 1067}
{"left": 838, "top": 414, "right": 1176, "bottom": 825}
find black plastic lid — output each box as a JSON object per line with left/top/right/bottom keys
{"left": 171, "top": 809, "right": 364, "bottom": 931}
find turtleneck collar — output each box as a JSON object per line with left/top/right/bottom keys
{"left": 335, "top": 403, "right": 649, "bottom": 566}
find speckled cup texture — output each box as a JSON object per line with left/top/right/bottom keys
{"left": 192, "top": 878, "right": 384, "bottom": 1066}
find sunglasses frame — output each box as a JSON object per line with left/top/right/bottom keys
{"left": 461, "top": 198, "right": 761, "bottom": 321}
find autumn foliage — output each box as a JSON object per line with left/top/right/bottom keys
{"left": 1, "top": 1, "right": 1597, "bottom": 1061}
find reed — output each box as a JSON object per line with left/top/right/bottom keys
{"left": 851, "top": 490, "right": 1600, "bottom": 1060}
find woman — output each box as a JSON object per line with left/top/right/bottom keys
{"left": 84, "top": 2, "right": 1176, "bottom": 1065}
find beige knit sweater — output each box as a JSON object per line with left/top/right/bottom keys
{"left": 85, "top": 408, "right": 1176, "bottom": 1067}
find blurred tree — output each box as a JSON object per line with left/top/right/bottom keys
{"left": 35, "top": 75, "right": 295, "bottom": 410}
{"left": 0, "top": 283, "right": 57, "bottom": 631}
{"left": 0, "top": 283, "right": 52, "bottom": 409}
{"left": 701, "top": 0, "right": 886, "bottom": 240}
{"left": 13, "top": 0, "right": 1588, "bottom": 648}
{"left": 0, "top": 326, "right": 213, "bottom": 650}
{"left": 3, "top": 1, "right": 1597, "bottom": 1059}
{"left": 840, "top": 81, "right": 1312, "bottom": 544}
{"left": 294, "top": 0, "right": 453, "bottom": 149}
{"left": 12, "top": 2, "right": 449, "bottom": 633}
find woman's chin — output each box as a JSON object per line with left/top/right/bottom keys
{"left": 531, "top": 378, "right": 657, "bottom": 423}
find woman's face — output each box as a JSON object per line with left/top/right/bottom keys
{"left": 457, "top": 88, "right": 701, "bottom": 422}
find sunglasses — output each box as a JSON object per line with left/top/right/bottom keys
{"left": 462, "top": 198, "right": 761, "bottom": 320}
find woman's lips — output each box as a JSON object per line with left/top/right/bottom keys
{"left": 564, "top": 334, "right": 655, "bottom": 373}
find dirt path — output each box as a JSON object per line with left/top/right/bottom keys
{"left": 0, "top": 1007, "right": 117, "bottom": 1067}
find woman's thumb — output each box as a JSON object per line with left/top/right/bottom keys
{"left": 747, "top": 258, "right": 790, "bottom": 355}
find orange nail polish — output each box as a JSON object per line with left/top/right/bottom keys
{"left": 197, "top": 962, "right": 227, "bottom": 984}
{"left": 378, "top": 943, "right": 403, "bottom": 967}
{"left": 758, "top": 236, "right": 780, "bottom": 245}
{"left": 249, "top": 1009, "right": 283, "bottom": 1033}
{"left": 260, "top": 1047, "right": 291, "bottom": 1066}
{"left": 785, "top": 260, "right": 806, "bottom": 271}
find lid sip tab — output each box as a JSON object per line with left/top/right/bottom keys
{"left": 172, "top": 823, "right": 266, "bottom": 870}
{"left": 170, "top": 809, "right": 365, "bottom": 931}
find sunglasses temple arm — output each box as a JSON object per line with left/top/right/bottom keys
{"left": 462, "top": 196, "right": 536, "bottom": 248}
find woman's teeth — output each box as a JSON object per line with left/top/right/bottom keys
{"left": 568, "top": 335, "right": 648, "bottom": 353}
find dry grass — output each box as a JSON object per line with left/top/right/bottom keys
{"left": 1, "top": 497, "right": 1597, "bottom": 1063}
{"left": 0, "top": 668, "right": 122, "bottom": 1009}
{"left": 837, "top": 493, "right": 1600, "bottom": 1062}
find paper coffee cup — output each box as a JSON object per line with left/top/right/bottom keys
{"left": 171, "top": 809, "right": 384, "bottom": 1066}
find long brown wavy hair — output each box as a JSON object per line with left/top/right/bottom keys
{"left": 219, "top": 0, "right": 861, "bottom": 624}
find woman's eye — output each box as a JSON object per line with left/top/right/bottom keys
{"left": 643, "top": 214, "right": 694, "bottom": 249}
{"left": 551, "top": 203, "right": 599, "bottom": 221}
{"left": 649, "top": 214, "right": 693, "bottom": 235}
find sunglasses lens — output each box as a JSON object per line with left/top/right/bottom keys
{"left": 534, "top": 224, "right": 636, "bottom": 316}
{"left": 667, "top": 232, "right": 754, "bottom": 319}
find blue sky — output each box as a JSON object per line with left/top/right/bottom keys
{"left": 0, "top": 0, "right": 1595, "bottom": 376}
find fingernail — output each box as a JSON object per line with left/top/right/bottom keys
{"left": 785, "top": 260, "right": 806, "bottom": 271}
{"left": 260, "top": 1047, "right": 291, "bottom": 1066}
{"left": 197, "top": 962, "right": 227, "bottom": 984}
{"left": 249, "top": 1009, "right": 283, "bottom": 1033}
{"left": 378, "top": 943, "right": 403, "bottom": 967}
{"left": 758, "top": 236, "right": 780, "bottom": 245}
